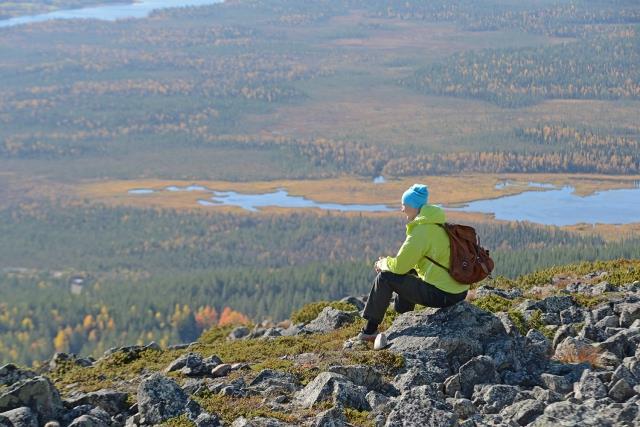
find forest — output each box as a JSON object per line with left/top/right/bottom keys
{"left": 1, "top": 202, "right": 639, "bottom": 366}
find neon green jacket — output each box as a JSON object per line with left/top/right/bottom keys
{"left": 380, "top": 204, "right": 469, "bottom": 294}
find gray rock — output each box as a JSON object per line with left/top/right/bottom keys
{"left": 608, "top": 378, "right": 635, "bottom": 402}
{"left": 574, "top": 369, "right": 608, "bottom": 400}
{"left": 0, "top": 376, "right": 63, "bottom": 424}
{"left": 67, "top": 415, "right": 108, "bottom": 427}
{"left": 0, "top": 365, "right": 37, "bottom": 387}
{"left": 137, "top": 373, "right": 191, "bottom": 424}
{"left": 472, "top": 384, "right": 520, "bottom": 414}
{"left": 365, "top": 391, "right": 389, "bottom": 409}
{"left": 616, "top": 302, "right": 640, "bottom": 327}
{"left": 231, "top": 416, "right": 296, "bottom": 427}
{"left": 194, "top": 412, "right": 222, "bottom": 427}
{"left": 540, "top": 373, "right": 573, "bottom": 394}
{"left": 494, "top": 312, "right": 520, "bottom": 336}
{"left": 531, "top": 401, "right": 614, "bottom": 426}
{"left": 0, "top": 407, "right": 38, "bottom": 427}
{"left": 328, "top": 365, "right": 383, "bottom": 391}
{"left": 530, "top": 386, "right": 562, "bottom": 403}
{"left": 446, "top": 398, "right": 476, "bottom": 420}
{"left": 211, "top": 364, "right": 231, "bottom": 378}
{"left": 385, "top": 385, "right": 456, "bottom": 426}
{"left": 65, "top": 389, "right": 129, "bottom": 416}
{"left": 443, "top": 374, "right": 461, "bottom": 397}
{"left": 228, "top": 327, "right": 250, "bottom": 340}
{"left": 560, "top": 306, "right": 585, "bottom": 325}
{"left": 249, "top": 370, "right": 301, "bottom": 395}
{"left": 592, "top": 305, "right": 615, "bottom": 322}
{"left": 475, "top": 286, "right": 522, "bottom": 300}
{"left": 552, "top": 324, "right": 576, "bottom": 350}
{"left": 391, "top": 368, "right": 441, "bottom": 394}
{"left": 304, "top": 307, "right": 355, "bottom": 333}
{"left": 386, "top": 302, "right": 507, "bottom": 370}
{"left": 294, "top": 372, "right": 368, "bottom": 410}
{"left": 312, "top": 407, "right": 347, "bottom": 427}
{"left": 500, "top": 399, "right": 545, "bottom": 426}
{"left": 595, "top": 315, "right": 620, "bottom": 329}
{"left": 611, "top": 364, "right": 638, "bottom": 387}
{"left": 533, "top": 296, "right": 575, "bottom": 313}
{"left": 458, "top": 356, "right": 499, "bottom": 398}
{"left": 166, "top": 352, "right": 203, "bottom": 373}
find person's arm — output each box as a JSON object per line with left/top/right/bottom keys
{"left": 383, "top": 232, "right": 424, "bottom": 274}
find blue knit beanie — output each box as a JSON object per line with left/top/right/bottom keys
{"left": 401, "top": 184, "right": 429, "bottom": 209}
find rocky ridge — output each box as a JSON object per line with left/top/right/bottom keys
{"left": 2, "top": 264, "right": 640, "bottom": 426}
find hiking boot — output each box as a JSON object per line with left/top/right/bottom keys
{"left": 356, "top": 329, "right": 378, "bottom": 343}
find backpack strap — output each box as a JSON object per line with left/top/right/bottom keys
{"left": 424, "top": 223, "right": 450, "bottom": 274}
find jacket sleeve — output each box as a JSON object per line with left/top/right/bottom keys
{"left": 384, "top": 231, "right": 425, "bottom": 274}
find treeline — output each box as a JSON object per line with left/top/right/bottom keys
{"left": 2, "top": 202, "right": 640, "bottom": 365}
{"left": 405, "top": 28, "right": 640, "bottom": 107}
{"left": 359, "top": 0, "right": 640, "bottom": 37}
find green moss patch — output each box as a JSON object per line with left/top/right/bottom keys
{"left": 290, "top": 301, "right": 357, "bottom": 324}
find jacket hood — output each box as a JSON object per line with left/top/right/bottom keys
{"left": 410, "top": 204, "right": 445, "bottom": 225}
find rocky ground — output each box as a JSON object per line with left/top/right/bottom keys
{"left": 2, "top": 262, "right": 640, "bottom": 426}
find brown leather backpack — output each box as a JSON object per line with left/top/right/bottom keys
{"left": 425, "top": 223, "right": 494, "bottom": 285}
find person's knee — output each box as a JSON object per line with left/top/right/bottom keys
{"left": 377, "top": 270, "right": 396, "bottom": 283}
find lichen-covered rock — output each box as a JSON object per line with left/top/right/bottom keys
{"left": 608, "top": 378, "right": 635, "bottom": 402}
{"left": 48, "top": 353, "right": 94, "bottom": 371}
{"left": 540, "top": 373, "right": 573, "bottom": 394}
{"left": 65, "top": 390, "right": 129, "bottom": 416}
{"left": 194, "top": 412, "right": 222, "bottom": 427}
{"left": 574, "top": 369, "right": 607, "bottom": 400}
{"left": 617, "top": 302, "right": 640, "bottom": 327}
{"left": 386, "top": 302, "right": 507, "bottom": 370}
{"left": 137, "top": 373, "right": 192, "bottom": 424}
{"left": 0, "top": 376, "right": 63, "bottom": 425}
{"left": 231, "top": 416, "right": 295, "bottom": 426}
{"left": 312, "top": 407, "right": 347, "bottom": 427}
{"left": 328, "top": 365, "right": 383, "bottom": 391}
{"left": 67, "top": 414, "right": 108, "bottom": 427}
{"left": 249, "top": 370, "right": 301, "bottom": 395}
{"left": 384, "top": 386, "right": 456, "bottom": 427}
{"left": 472, "top": 384, "right": 521, "bottom": 414}
{"left": 304, "top": 307, "right": 355, "bottom": 333}
{"left": 531, "top": 401, "right": 614, "bottom": 426}
{"left": 458, "top": 356, "right": 500, "bottom": 398}
{"left": 500, "top": 399, "right": 545, "bottom": 426}
{"left": 294, "top": 372, "right": 368, "bottom": 410}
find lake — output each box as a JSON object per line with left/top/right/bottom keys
{"left": 128, "top": 182, "right": 640, "bottom": 225}
{"left": 452, "top": 183, "right": 640, "bottom": 226}
{"left": 0, "top": 0, "right": 223, "bottom": 28}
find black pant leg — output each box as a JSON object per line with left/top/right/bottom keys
{"left": 363, "top": 271, "right": 467, "bottom": 324}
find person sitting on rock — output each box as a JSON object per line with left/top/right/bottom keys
{"left": 357, "top": 183, "right": 469, "bottom": 342}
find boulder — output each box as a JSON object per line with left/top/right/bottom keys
{"left": 500, "top": 399, "right": 545, "bottom": 426}
{"left": 194, "top": 412, "right": 222, "bottom": 427}
{"left": 294, "top": 372, "right": 368, "bottom": 410}
{"left": 137, "top": 373, "right": 193, "bottom": 424}
{"left": 616, "top": 302, "right": 640, "bottom": 327}
{"left": 340, "top": 296, "right": 365, "bottom": 311}
{"left": 312, "top": 407, "right": 347, "bottom": 427}
{"left": 531, "top": 401, "right": 614, "bottom": 426}
{"left": 65, "top": 389, "right": 128, "bottom": 416}
{"left": 384, "top": 386, "right": 456, "bottom": 427}
{"left": 248, "top": 370, "right": 301, "bottom": 395}
{"left": 67, "top": 415, "right": 108, "bottom": 427}
{"left": 472, "top": 384, "right": 520, "bottom": 414}
{"left": 574, "top": 369, "right": 607, "bottom": 400}
{"left": 386, "top": 302, "right": 507, "bottom": 370}
{"left": 608, "top": 378, "right": 635, "bottom": 402}
{"left": 0, "top": 376, "right": 64, "bottom": 424}
{"left": 231, "top": 416, "right": 295, "bottom": 426}
{"left": 211, "top": 364, "right": 232, "bottom": 378}
{"left": 540, "top": 373, "right": 573, "bottom": 394}
{"left": 0, "top": 407, "right": 38, "bottom": 427}
{"left": 327, "top": 365, "right": 383, "bottom": 391}
{"left": 458, "top": 356, "right": 499, "bottom": 398}
{"left": 304, "top": 307, "right": 355, "bottom": 333}
{"left": 48, "top": 353, "right": 93, "bottom": 371}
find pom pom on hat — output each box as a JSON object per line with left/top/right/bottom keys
{"left": 401, "top": 184, "right": 428, "bottom": 209}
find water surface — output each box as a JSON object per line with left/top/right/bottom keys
{"left": 0, "top": 0, "right": 223, "bottom": 28}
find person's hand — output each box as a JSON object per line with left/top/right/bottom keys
{"left": 374, "top": 256, "right": 385, "bottom": 273}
